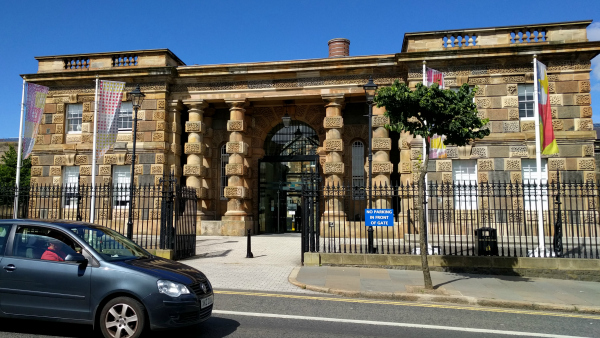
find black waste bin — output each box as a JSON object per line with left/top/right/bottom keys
{"left": 474, "top": 227, "right": 498, "bottom": 256}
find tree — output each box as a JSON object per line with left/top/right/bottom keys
{"left": 0, "top": 145, "right": 31, "bottom": 188}
{"left": 375, "top": 81, "right": 489, "bottom": 289}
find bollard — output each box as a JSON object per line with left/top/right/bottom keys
{"left": 246, "top": 229, "right": 254, "bottom": 258}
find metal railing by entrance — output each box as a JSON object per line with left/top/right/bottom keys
{"left": 0, "top": 176, "right": 197, "bottom": 260}
{"left": 300, "top": 173, "right": 600, "bottom": 260}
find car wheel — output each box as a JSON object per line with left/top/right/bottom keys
{"left": 99, "top": 296, "right": 146, "bottom": 338}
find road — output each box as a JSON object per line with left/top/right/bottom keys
{"left": 0, "top": 289, "right": 597, "bottom": 338}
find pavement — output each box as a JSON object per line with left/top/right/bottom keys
{"left": 183, "top": 233, "right": 600, "bottom": 314}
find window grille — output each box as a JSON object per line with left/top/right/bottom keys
{"left": 220, "top": 145, "right": 229, "bottom": 200}
{"left": 352, "top": 141, "right": 365, "bottom": 199}
{"left": 62, "top": 166, "right": 79, "bottom": 208}
{"left": 518, "top": 84, "right": 535, "bottom": 119}
{"left": 67, "top": 104, "right": 83, "bottom": 133}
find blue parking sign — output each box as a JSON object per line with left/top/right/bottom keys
{"left": 365, "top": 209, "right": 394, "bottom": 227}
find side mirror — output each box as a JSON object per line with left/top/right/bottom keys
{"left": 65, "top": 253, "right": 88, "bottom": 264}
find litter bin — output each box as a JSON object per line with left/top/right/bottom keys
{"left": 474, "top": 227, "right": 498, "bottom": 256}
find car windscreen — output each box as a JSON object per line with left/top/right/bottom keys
{"left": 68, "top": 226, "right": 151, "bottom": 261}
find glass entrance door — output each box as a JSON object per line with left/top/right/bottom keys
{"left": 259, "top": 160, "right": 315, "bottom": 233}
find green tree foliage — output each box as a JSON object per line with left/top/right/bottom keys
{"left": 375, "top": 81, "right": 490, "bottom": 289}
{"left": 0, "top": 145, "right": 31, "bottom": 188}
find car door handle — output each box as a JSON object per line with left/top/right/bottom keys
{"left": 3, "top": 264, "right": 16, "bottom": 272}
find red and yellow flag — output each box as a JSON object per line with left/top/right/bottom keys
{"left": 536, "top": 61, "right": 559, "bottom": 155}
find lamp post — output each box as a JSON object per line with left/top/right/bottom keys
{"left": 127, "top": 84, "right": 145, "bottom": 239}
{"left": 363, "top": 76, "right": 378, "bottom": 253}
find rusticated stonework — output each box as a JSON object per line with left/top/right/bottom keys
{"left": 224, "top": 186, "right": 248, "bottom": 199}
{"left": 323, "top": 162, "right": 344, "bottom": 174}
{"left": 372, "top": 138, "right": 392, "bottom": 150}
{"left": 226, "top": 141, "right": 248, "bottom": 155}
{"left": 372, "top": 116, "right": 390, "bottom": 127}
{"left": 150, "top": 164, "right": 164, "bottom": 175}
{"left": 503, "top": 121, "right": 520, "bottom": 133}
{"left": 548, "top": 158, "right": 566, "bottom": 171}
{"left": 574, "top": 94, "right": 591, "bottom": 105}
{"left": 185, "top": 121, "right": 204, "bottom": 133}
{"left": 183, "top": 164, "right": 205, "bottom": 177}
{"left": 471, "top": 147, "right": 488, "bottom": 158}
{"left": 446, "top": 147, "right": 458, "bottom": 158}
{"left": 502, "top": 97, "right": 518, "bottom": 108}
{"left": 507, "top": 84, "right": 518, "bottom": 95}
{"left": 225, "top": 163, "right": 245, "bottom": 176}
{"left": 581, "top": 107, "right": 592, "bottom": 118}
{"left": 184, "top": 143, "right": 204, "bottom": 154}
{"left": 583, "top": 144, "right": 594, "bottom": 157}
{"left": 51, "top": 135, "right": 63, "bottom": 144}
{"left": 54, "top": 156, "right": 66, "bottom": 166}
{"left": 577, "top": 158, "right": 595, "bottom": 171}
{"left": 505, "top": 159, "right": 521, "bottom": 171}
{"left": 509, "top": 146, "right": 528, "bottom": 157}
{"left": 80, "top": 165, "right": 92, "bottom": 176}
{"left": 578, "top": 118, "right": 593, "bottom": 131}
{"left": 31, "top": 166, "right": 42, "bottom": 177}
{"left": 324, "top": 139, "right": 343, "bottom": 152}
{"left": 579, "top": 81, "right": 590, "bottom": 93}
{"left": 436, "top": 160, "right": 452, "bottom": 172}
{"left": 49, "top": 166, "right": 61, "bottom": 176}
{"left": 478, "top": 172, "right": 488, "bottom": 183}
{"left": 99, "top": 165, "right": 111, "bottom": 176}
{"left": 75, "top": 155, "right": 88, "bottom": 165}
{"left": 52, "top": 114, "right": 64, "bottom": 124}
{"left": 372, "top": 162, "right": 393, "bottom": 173}
{"left": 521, "top": 121, "right": 535, "bottom": 132}
{"left": 323, "top": 116, "right": 343, "bottom": 129}
{"left": 478, "top": 159, "right": 494, "bottom": 171}
{"left": 549, "top": 95, "right": 563, "bottom": 106}
{"left": 155, "top": 153, "right": 165, "bottom": 164}
{"left": 508, "top": 109, "right": 519, "bottom": 120}
{"left": 227, "top": 120, "right": 245, "bottom": 132}
{"left": 476, "top": 98, "right": 491, "bottom": 109}
{"left": 552, "top": 120, "right": 563, "bottom": 131}
{"left": 400, "top": 161, "right": 412, "bottom": 173}
{"left": 410, "top": 149, "right": 422, "bottom": 160}
{"left": 103, "top": 154, "right": 118, "bottom": 165}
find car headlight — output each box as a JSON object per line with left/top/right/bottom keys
{"left": 157, "top": 280, "right": 191, "bottom": 297}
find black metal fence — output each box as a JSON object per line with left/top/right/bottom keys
{"left": 302, "top": 172, "right": 600, "bottom": 259}
{"left": 0, "top": 179, "right": 197, "bottom": 260}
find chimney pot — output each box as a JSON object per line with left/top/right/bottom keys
{"left": 328, "top": 38, "right": 350, "bottom": 57}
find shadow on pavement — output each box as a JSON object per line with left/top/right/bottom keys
{"left": 0, "top": 317, "right": 95, "bottom": 337}
{"left": 147, "top": 317, "right": 240, "bottom": 338}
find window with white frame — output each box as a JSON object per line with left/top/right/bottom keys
{"left": 518, "top": 84, "right": 535, "bottom": 119}
{"left": 66, "top": 104, "right": 83, "bottom": 133}
{"left": 351, "top": 141, "right": 365, "bottom": 199}
{"left": 452, "top": 160, "right": 477, "bottom": 210}
{"left": 521, "top": 159, "right": 548, "bottom": 210}
{"left": 112, "top": 166, "right": 130, "bottom": 207}
{"left": 117, "top": 102, "right": 133, "bottom": 131}
{"left": 62, "top": 166, "right": 79, "bottom": 207}
{"left": 220, "top": 145, "right": 229, "bottom": 200}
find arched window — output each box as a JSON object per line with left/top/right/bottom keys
{"left": 352, "top": 141, "right": 365, "bottom": 199}
{"left": 220, "top": 144, "right": 229, "bottom": 200}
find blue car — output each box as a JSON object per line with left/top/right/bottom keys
{"left": 0, "top": 219, "right": 213, "bottom": 338}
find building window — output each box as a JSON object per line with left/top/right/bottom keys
{"left": 66, "top": 104, "right": 83, "bottom": 133}
{"left": 112, "top": 166, "right": 130, "bottom": 207}
{"left": 220, "top": 144, "right": 229, "bottom": 200}
{"left": 62, "top": 166, "right": 79, "bottom": 207}
{"left": 117, "top": 102, "right": 133, "bottom": 131}
{"left": 522, "top": 159, "right": 548, "bottom": 210}
{"left": 518, "top": 84, "right": 535, "bottom": 119}
{"left": 351, "top": 141, "right": 365, "bottom": 199}
{"left": 452, "top": 160, "right": 477, "bottom": 210}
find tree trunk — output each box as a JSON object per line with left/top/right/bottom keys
{"left": 417, "top": 143, "right": 433, "bottom": 289}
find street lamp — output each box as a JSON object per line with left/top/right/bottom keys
{"left": 127, "top": 84, "right": 145, "bottom": 239}
{"left": 363, "top": 76, "right": 378, "bottom": 253}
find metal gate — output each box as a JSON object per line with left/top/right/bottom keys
{"left": 159, "top": 173, "right": 197, "bottom": 260}
{"left": 300, "top": 168, "right": 321, "bottom": 264}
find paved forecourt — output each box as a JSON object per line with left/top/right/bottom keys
{"left": 183, "top": 233, "right": 318, "bottom": 294}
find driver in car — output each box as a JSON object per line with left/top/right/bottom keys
{"left": 41, "top": 236, "right": 69, "bottom": 261}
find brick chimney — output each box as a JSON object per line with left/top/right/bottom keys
{"left": 328, "top": 38, "right": 350, "bottom": 57}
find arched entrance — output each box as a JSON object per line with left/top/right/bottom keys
{"left": 258, "top": 121, "right": 319, "bottom": 233}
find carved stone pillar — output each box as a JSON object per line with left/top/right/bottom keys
{"left": 222, "top": 100, "right": 252, "bottom": 235}
{"left": 371, "top": 106, "right": 392, "bottom": 209}
{"left": 182, "top": 100, "right": 208, "bottom": 219}
{"left": 322, "top": 94, "right": 345, "bottom": 217}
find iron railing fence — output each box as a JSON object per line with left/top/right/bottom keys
{"left": 302, "top": 177, "right": 600, "bottom": 259}
{"left": 0, "top": 182, "right": 197, "bottom": 258}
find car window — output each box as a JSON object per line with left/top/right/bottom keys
{"left": 12, "top": 226, "right": 80, "bottom": 262}
{"left": 69, "top": 225, "right": 150, "bottom": 261}
{"left": 0, "top": 225, "right": 11, "bottom": 256}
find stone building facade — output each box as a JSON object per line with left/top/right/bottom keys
{"left": 22, "top": 20, "right": 600, "bottom": 236}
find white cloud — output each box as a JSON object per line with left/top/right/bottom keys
{"left": 589, "top": 22, "right": 600, "bottom": 41}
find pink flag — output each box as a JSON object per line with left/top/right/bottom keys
{"left": 426, "top": 67, "right": 444, "bottom": 88}
{"left": 95, "top": 81, "right": 125, "bottom": 160}
{"left": 23, "top": 83, "right": 49, "bottom": 159}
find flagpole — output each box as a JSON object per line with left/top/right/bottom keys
{"left": 422, "top": 61, "right": 429, "bottom": 228}
{"left": 533, "top": 55, "right": 545, "bottom": 256}
{"left": 90, "top": 76, "right": 99, "bottom": 223}
{"left": 13, "top": 80, "right": 27, "bottom": 218}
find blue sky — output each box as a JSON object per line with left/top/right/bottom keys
{"left": 1, "top": 0, "right": 599, "bottom": 138}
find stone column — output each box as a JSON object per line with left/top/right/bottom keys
{"left": 371, "top": 106, "right": 392, "bottom": 209}
{"left": 182, "top": 100, "right": 208, "bottom": 219}
{"left": 222, "top": 100, "right": 252, "bottom": 235}
{"left": 322, "top": 94, "right": 345, "bottom": 217}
